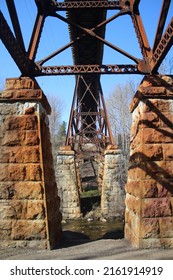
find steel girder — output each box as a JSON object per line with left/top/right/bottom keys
{"left": 0, "top": 0, "right": 172, "bottom": 77}
{"left": 1, "top": 0, "right": 172, "bottom": 152}
{"left": 37, "top": 64, "right": 140, "bottom": 75}
{"left": 0, "top": 11, "right": 36, "bottom": 76}
{"left": 65, "top": 75, "right": 114, "bottom": 153}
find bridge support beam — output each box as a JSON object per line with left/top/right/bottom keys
{"left": 0, "top": 77, "right": 62, "bottom": 249}
{"left": 56, "top": 146, "right": 81, "bottom": 220}
{"left": 125, "top": 75, "right": 173, "bottom": 248}
{"left": 101, "top": 146, "right": 125, "bottom": 219}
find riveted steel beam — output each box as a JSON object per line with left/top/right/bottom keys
{"left": 27, "top": 13, "right": 45, "bottom": 61}
{"left": 131, "top": 8, "right": 152, "bottom": 64}
{"left": 50, "top": 0, "right": 124, "bottom": 11}
{"left": 0, "top": 11, "right": 35, "bottom": 76}
{"left": 65, "top": 75, "right": 114, "bottom": 153}
{"left": 36, "top": 64, "right": 145, "bottom": 76}
{"left": 152, "top": 17, "right": 173, "bottom": 73}
{"left": 153, "top": 0, "right": 171, "bottom": 52}
{"left": 37, "top": 8, "right": 130, "bottom": 66}
{"left": 6, "top": 0, "right": 26, "bottom": 53}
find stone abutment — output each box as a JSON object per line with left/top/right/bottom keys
{"left": 56, "top": 145, "right": 125, "bottom": 220}
{"left": 0, "top": 78, "right": 62, "bottom": 249}
{"left": 1, "top": 75, "right": 172, "bottom": 250}
{"left": 125, "top": 75, "right": 173, "bottom": 248}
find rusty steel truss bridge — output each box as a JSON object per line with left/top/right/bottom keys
{"left": 0, "top": 0, "right": 173, "bottom": 153}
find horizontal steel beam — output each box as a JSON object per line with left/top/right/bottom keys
{"left": 36, "top": 64, "right": 146, "bottom": 76}
{"left": 51, "top": 1, "right": 124, "bottom": 11}
{"left": 74, "top": 111, "right": 104, "bottom": 116}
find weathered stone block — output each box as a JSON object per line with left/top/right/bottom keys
{"left": 26, "top": 164, "right": 42, "bottom": 181}
{"left": 130, "top": 130, "right": 143, "bottom": 150}
{"left": 0, "top": 201, "right": 17, "bottom": 219}
{"left": 157, "top": 183, "right": 173, "bottom": 197}
{"left": 140, "top": 238, "right": 162, "bottom": 248}
{"left": 141, "top": 180, "right": 158, "bottom": 198}
{"left": 128, "top": 166, "right": 146, "bottom": 180}
{"left": 0, "top": 146, "right": 40, "bottom": 163}
{"left": 159, "top": 217, "right": 173, "bottom": 238}
{"left": 130, "top": 161, "right": 173, "bottom": 181}
{"left": 125, "top": 181, "right": 141, "bottom": 197}
{"left": 143, "top": 99, "right": 172, "bottom": 113}
{"left": 2, "top": 130, "right": 25, "bottom": 146}
{"left": 5, "top": 77, "right": 39, "bottom": 90}
{"left": 0, "top": 240, "right": 48, "bottom": 249}
{"left": 143, "top": 127, "right": 173, "bottom": 144}
{"left": 158, "top": 161, "right": 173, "bottom": 178}
{"left": 0, "top": 182, "right": 44, "bottom": 200}
{"left": 12, "top": 220, "right": 46, "bottom": 240}
{"left": 0, "top": 221, "right": 12, "bottom": 239}
{"left": 125, "top": 224, "right": 139, "bottom": 248}
{"left": 24, "top": 106, "right": 36, "bottom": 115}
{"left": 140, "top": 218, "right": 159, "bottom": 239}
{"left": 163, "top": 144, "right": 173, "bottom": 161}
{"left": 4, "top": 115, "right": 38, "bottom": 130}
{"left": 142, "top": 198, "right": 172, "bottom": 218}
{"left": 125, "top": 194, "right": 140, "bottom": 215}
{"left": 0, "top": 164, "right": 27, "bottom": 181}
{"left": 159, "top": 112, "right": 173, "bottom": 128}
{"left": 139, "top": 112, "right": 160, "bottom": 128}
{"left": 26, "top": 201, "right": 45, "bottom": 219}
{"left": 142, "top": 144, "right": 163, "bottom": 161}
{"left": 125, "top": 208, "right": 140, "bottom": 234}
{"left": 25, "top": 131, "right": 39, "bottom": 146}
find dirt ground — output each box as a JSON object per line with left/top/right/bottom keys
{"left": 0, "top": 236, "right": 173, "bottom": 260}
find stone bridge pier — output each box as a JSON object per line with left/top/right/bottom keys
{"left": 0, "top": 77, "right": 62, "bottom": 249}
{"left": 125, "top": 75, "right": 173, "bottom": 248}
{"left": 56, "top": 145, "right": 125, "bottom": 220}
{"left": 56, "top": 146, "right": 81, "bottom": 220}
{"left": 101, "top": 146, "right": 125, "bottom": 219}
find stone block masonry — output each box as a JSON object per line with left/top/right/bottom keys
{"left": 125, "top": 75, "right": 173, "bottom": 248}
{"left": 0, "top": 77, "right": 62, "bottom": 249}
{"left": 56, "top": 146, "right": 81, "bottom": 219}
{"left": 101, "top": 146, "right": 125, "bottom": 219}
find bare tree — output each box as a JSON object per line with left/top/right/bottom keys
{"left": 107, "top": 79, "right": 138, "bottom": 150}
{"left": 47, "top": 94, "right": 64, "bottom": 137}
{"left": 106, "top": 78, "right": 139, "bottom": 177}
{"left": 0, "top": 79, "right": 5, "bottom": 92}
{"left": 159, "top": 55, "right": 173, "bottom": 75}
{"left": 47, "top": 94, "right": 65, "bottom": 162}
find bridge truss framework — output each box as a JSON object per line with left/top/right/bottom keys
{"left": 0, "top": 0, "right": 172, "bottom": 152}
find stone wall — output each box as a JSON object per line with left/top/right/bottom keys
{"left": 101, "top": 146, "right": 125, "bottom": 219}
{"left": 56, "top": 146, "right": 81, "bottom": 219}
{"left": 125, "top": 75, "right": 173, "bottom": 248}
{"left": 0, "top": 77, "right": 62, "bottom": 249}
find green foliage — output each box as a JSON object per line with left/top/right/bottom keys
{"left": 57, "top": 121, "right": 67, "bottom": 138}
{"left": 80, "top": 189, "right": 101, "bottom": 198}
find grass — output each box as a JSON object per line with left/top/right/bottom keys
{"left": 80, "top": 189, "right": 101, "bottom": 198}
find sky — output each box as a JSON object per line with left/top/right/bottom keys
{"left": 0, "top": 0, "right": 172, "bottom": 123}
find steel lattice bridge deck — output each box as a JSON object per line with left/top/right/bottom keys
{"left": 0, "top": 0, "right": 172, "bottom": 152}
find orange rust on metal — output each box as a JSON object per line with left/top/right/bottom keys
{"left": 0, "top": 0, "right": 172, "bottom": 151}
